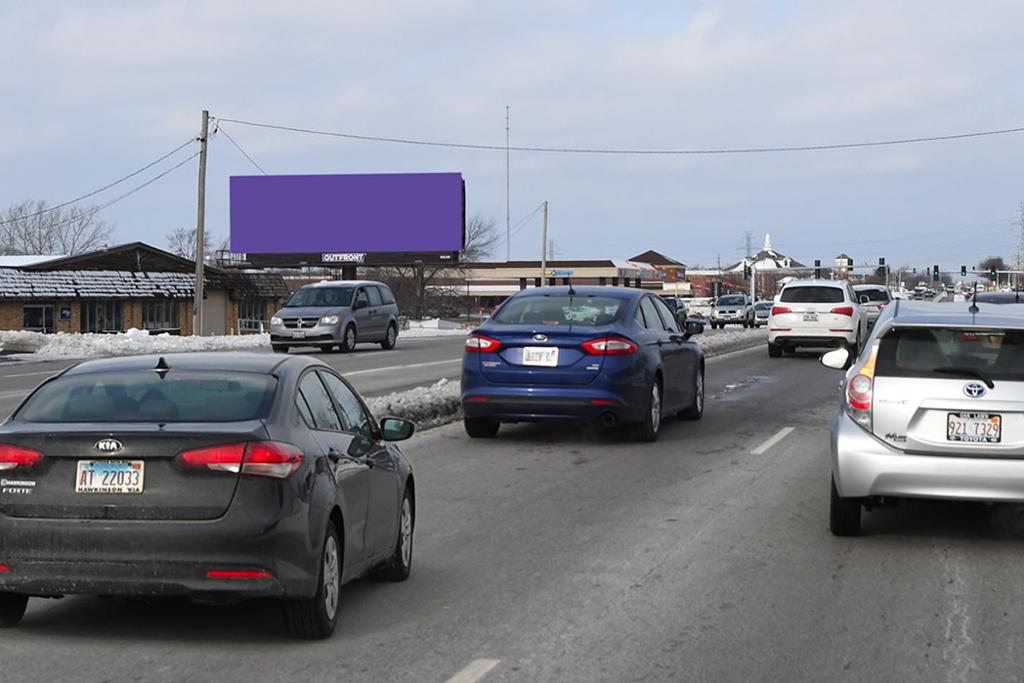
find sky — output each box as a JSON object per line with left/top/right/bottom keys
{"left": 2, "top": 0, "right": 1024, "bottom": 271}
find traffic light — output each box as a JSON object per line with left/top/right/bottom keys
{"left": 989, "top": 266, "right": 998, "bottom": 280}
{"left": 878, "top": 257, "right": 886, "bottom": 267}
{"left": 932, "top": 265, "right": 940, "bottom": 282}
{"left": 813, "top": 259, "right": 821, "bottom": 279}
{"left": 960, "top": 265, "right": 967, "bottom": 277}
{"left": 743, "top": 264, "right": 752, "bottom": 279}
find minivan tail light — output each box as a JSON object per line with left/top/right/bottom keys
{"left": 465, "top": 335, "right": 502, "bottom": 353}
{"left": 582, "top": 337, "right": 639, "bottom": 355}
{"left": 831, "top": 306, "right": 855, "bottom": 316}
{"left": 0, "top": 444, "right": 42, "bottom": 471}
{"left": 771, "top": 306, "right": 792, "bottom": 316}
{"left": 180, "top": 442, "right": 303, "bottom": 479}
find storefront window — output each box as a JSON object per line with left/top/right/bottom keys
{"left": 142, "top": 299, "right": 180, "bottom": 334}
{"left": 81, "top": 301, "right": 124, "bottom": 334}
{"left": 23, "top": 305, "right": 55, "bottom": 334}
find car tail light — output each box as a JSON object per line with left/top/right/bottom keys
{"left": 206, "top": 569, "right": 272, "bottom": 580}
{"left": 180, "top": 442, "right": 303, "bottom": 479}
{"left": 582, "top": 338, "right": 638, "bottom": 355}
{"left": 0, "top": 444, "right": 42, "bottom": 471}
{"left": 831, "top": 306, "right": 855, "bottom": 316}
{"left": 465, "top": 335, "right": 501, "bottom": 353}
{"left": 589, "top": 399, "right": 617, "bottom": 406}
{"left": 0, "top": 565, "right": 9, "bottom": 573}
{"left": 845, "top": 343, "right": 878, "bottom": 430}
{"left": 771, "top": 306, "right": 792, "bottom": 316}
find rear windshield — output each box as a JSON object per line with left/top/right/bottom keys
{"left": 857, "top": 288, "right": 890, "bottom": 302}
{"left": 876, "top": 327, "right": 1024, "bottom": 381}
{"left": 493, "top": 295, "right": 625, "bottom": 326}
{"left": 716, "top": 295, "right": 745, "bottom": 306}
{"left": 780, "top": 286, "right": 844, "bottom": 304}
{"left": 754, "top": 302, "right": 772, "bottom": 310}
{"left": 286, "top": 287, "right": 353, "bottom": 308}
{"left": 17, "top": 371, "right": 277, "bottom": 423}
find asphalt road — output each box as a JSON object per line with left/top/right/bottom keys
{"left": 4, "top": 344, "right": 1021, "bottom": 681}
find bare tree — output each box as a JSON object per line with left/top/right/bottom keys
{"left": 166, "top": 227, "right": 215, "bottom": 261}
{"left": 0, "top": 199, "right": 114, "bottom": 255}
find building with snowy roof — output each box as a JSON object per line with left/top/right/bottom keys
{"left": 0, "top": 243, "right": 289, "bottom": 335}
{"left": 724, "top": 233, "right": 806, "bottom": 273}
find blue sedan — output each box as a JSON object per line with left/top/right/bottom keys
{"left": 460, "top": 286, "right": 705, "bottom": 441}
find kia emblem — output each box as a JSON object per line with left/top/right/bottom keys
{"left": 95, "top": 438, "right": 123, "bottom": 453}
{"left": 963, "top": 382, "right": 987, "bottom": 399}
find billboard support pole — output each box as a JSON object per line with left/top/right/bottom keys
{"left": 193, "top": 109, "right": 209, "bottom": 337}
{"left": 505, "top": 106, "right": 511, "bottom": 262}
{"left": 540, "top": 201, "right": 548, "bottom": 287}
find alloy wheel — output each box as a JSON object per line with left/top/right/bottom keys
{"left": 400, "top": 498, "right": 413, "bottom": 567}
{"left": 651, "top": 383, "right": 662, "bottom": 433}
{"left": 322, "top": 535, "right": 340, "bottom": 621}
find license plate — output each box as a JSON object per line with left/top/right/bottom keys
{"left": 522, "top": 346, "right": 559, "bottom": 367}
{"left": 292, "top": 330, "right": 307, "bottom": 339}
{"left": 947, "top": 412, "right": 1002, "bottom": 443}
{"left": 76, "top": 460, "right": 145, "bottom": 494}
{"left": 803, "top": 312, "right": 818, "bottom": 322}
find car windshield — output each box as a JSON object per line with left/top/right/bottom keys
{"left": 856, "top": 288, "right": 890, "bottom": 302}
{"left": 16, "top": 371, "right": 278, "bottom": 423}
{"left": 286, "top": 287, "right": 354, "bottom": 307}
{"left": 492, "top": 295, "right": 625, "bottom": 326}
{"left": 875, "top": 327, "right": 1024, "bottom": 382}
{"left": 780, "top": 287, "right": 844, "bottom": 304}
{"left": 716, "top": 296, "right": 745, "bottom": 306}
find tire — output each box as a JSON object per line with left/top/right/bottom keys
{"left": 679, "top": 367, "right": 704, "bottom": 420}
{"left": 768, "top": 341, "right": 782, "bottom": 358}
{"left": 370, "top": 488, "right": 414, "bottom": 582}
{"left": 829, "top": 475, "right": 862, "bottom": 537}
{"left": 380, "top": 323, "right": 397, "bottom": 350}
{"left": 339, "top": 325, "right": 357, "bottom": 353}
{"left": 632, "top": 379, "right": 663, "bottom": 442}
{"left": 272, "top": 345, "right": 288, "bottom": 354}
{"left": 284, "top": 521, "right": 342, "bottom": 639}
{"left": 0, "top": 593, "right": 28, "bottom": 628}
{"left": 464, "top": 417, "right": 499, "bottom": 439}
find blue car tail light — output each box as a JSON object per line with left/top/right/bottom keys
{"left": 581, "top": 337, "right": 638, "bottom": 356}
{"left": 465, "top": 335, "right": 502, "bottom": 352}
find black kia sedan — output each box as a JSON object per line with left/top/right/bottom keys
{"left": 0, "top": 352, "right": 416, "bottom": 639}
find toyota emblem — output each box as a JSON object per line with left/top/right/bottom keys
{"left": 95, "top": 438, "right": 123, "bottom": 453}
{"left": 963, "top": 382, "right": 987, "bottom": 399}
{"left": 533, "top": 334, "right": 548, "bottom": 342}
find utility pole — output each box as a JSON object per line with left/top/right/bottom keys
{"left": 750, "top": 263, "right": 756, "bottom": 303}
{"left": 505, "top": 106, "right": 511, "bottom": 262}
{"left": 540, "top": 201, "right": 548, "bottom": 286}
{"left": 193, "top": 109, "right": 209, "bottom": 336}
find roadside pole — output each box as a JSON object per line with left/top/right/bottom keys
{"left": 193, "top": 109, "right": 209, "bottom": 336}
{"left": 750, "top": 263, "right": 756, "bottom": 303}
{"left": 540, "top": 200, "right": 548, "bottom": 287}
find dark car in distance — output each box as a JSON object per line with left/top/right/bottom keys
{"left": 0, "top": 353, "right": 417, "bottom": 639}
{"left": 461, "top": 286, "right": 705, "bottom": 442}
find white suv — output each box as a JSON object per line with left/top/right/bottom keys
{"left": 767, "top": 280, "right": 868, "bottom": 357}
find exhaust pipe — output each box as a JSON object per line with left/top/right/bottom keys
{"left": 600, "top": 412, "right": 617, "bottom": 426}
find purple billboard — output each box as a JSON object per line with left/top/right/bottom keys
{"left": 229, "top": 172, "right": 464, "bottom": 261}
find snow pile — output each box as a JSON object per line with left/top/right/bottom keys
{"left": 406, "top": 318, "right": 463, "bottom": 330}
{"left": 366, "top": 378, "right": 461, "bottom": 430}
{"left": 400, "top": 326, "right": 468, "bottom": 339}
{"left": 0, "top": 329, "right": 270, "bottom": 358}
{"left": 696, "top": 327, "right": 767, "bottom": 356}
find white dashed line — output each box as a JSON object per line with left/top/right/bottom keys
{"left": 751, "top": 426, "right": 795, "bottom": 455}
{"left": 443, "top": 659, "right": 500, "bottom": 683}
{"left": 343, "top": 358, "right": 461, "bottom": 377}
{"left": 2, "top": 370, "right": 60, "bottom": 378}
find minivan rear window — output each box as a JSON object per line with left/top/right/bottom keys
{"left": 780, "top": 287, "right": 844, "bottom": 304}
{"left": 286, "top": 287, "right": 353, "bottom": 307}
{"left": 875, "top": 327, "right": 1024, "bottom": 381}
{"left": 493, "top": 295, "right": 625, "bottom": 326}
{"left": 17, "top": 371, "right": 277, "bottom": 423}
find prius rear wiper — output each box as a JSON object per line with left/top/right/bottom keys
{"left": 933, "top": 366, "right": 995, "bottom": 389}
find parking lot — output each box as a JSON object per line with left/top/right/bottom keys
{"left": 2, "top": 343, "right": 1018, "bottom": 682}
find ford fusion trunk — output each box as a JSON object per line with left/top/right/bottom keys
{"left": 479, "top": 326, "right": 608, "bottom": 386}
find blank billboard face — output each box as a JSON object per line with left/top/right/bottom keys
{"left": 229, "top": 172, "right": 464, "bottom": 253}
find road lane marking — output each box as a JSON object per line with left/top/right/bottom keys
{"left": 444, "top": 659, "right": 500, "bottom": 683}
{"left": 343, "top": 358, "right": 461, "bottom": 377}
{"left": 751, "top": 426, "right": 795, "bottom": 455}
{"left": 2, "top": 370, "right": 60, "bottom": 378}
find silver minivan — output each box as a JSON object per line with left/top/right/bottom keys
{"left": 270, "top": 280, "right": 400, "bottom": 353}
{"left": 823, "top": 300, "right": 1024, "bottom": 535}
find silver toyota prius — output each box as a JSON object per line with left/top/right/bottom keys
{"left": 822, "top": 300, "right": 1024, "bottom": 536}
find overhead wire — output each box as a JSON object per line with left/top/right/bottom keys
{"left": 216, "top": 117, "right": 1024, "bottom": 155}
{"left": 508, "top": 203, "right": 545, "bottom": 240}
{"left": 0, "top": 138, "right": 197, "bottom": 226}
{"left": 216, "top": 122, "right": 269, "bottom": 175}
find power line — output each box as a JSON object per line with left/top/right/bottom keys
{"left": 508, "top": 203, "right": 545, "bottom": 240}
{"left": 0, "top": 138, "right": 197, "bottom": 226}
{"left": 217, "top": 116, "right": 1024, "bottom": 155}
{"left": 217, "top": 122, "right": 269, "bottom": 175}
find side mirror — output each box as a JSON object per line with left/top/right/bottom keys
{"left": 381, "top": 416, "right": 416, "bottom": 441}
{"left": 353, "top": 299, "right": 368, "bottom": 310}
{"left": 684, "top": 320, "right": 705, "bottom": 338}
{"left": 858, "top": 295, "right": 870, "bottom": 305}
{"left": 820, "top": 348, "right": 850, "bottom": 370}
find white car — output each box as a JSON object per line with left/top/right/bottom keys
{"left": 853, "top": 284, "right": 893, "bottom": 327}
{"left": 767, "top": 280, "right": 869, "bottom": 357}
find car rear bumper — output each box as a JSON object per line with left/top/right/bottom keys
{"left": 832, "top": 409, "right": 1024, "bottom": 501}
{"left": 0, "top": 486, "right": 321, "bottom": 599}
{"left": 461, "top": 378, "right": 648, "bottom": 423}
{"left": 768, "top": 330, "right": 855, "bottom": 347}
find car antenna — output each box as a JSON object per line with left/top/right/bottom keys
{"left": 968, "top": 281, "right": 980, "bottom": 315}
{"left": 154, "top": 356, "right": 170, "bottom": 379}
